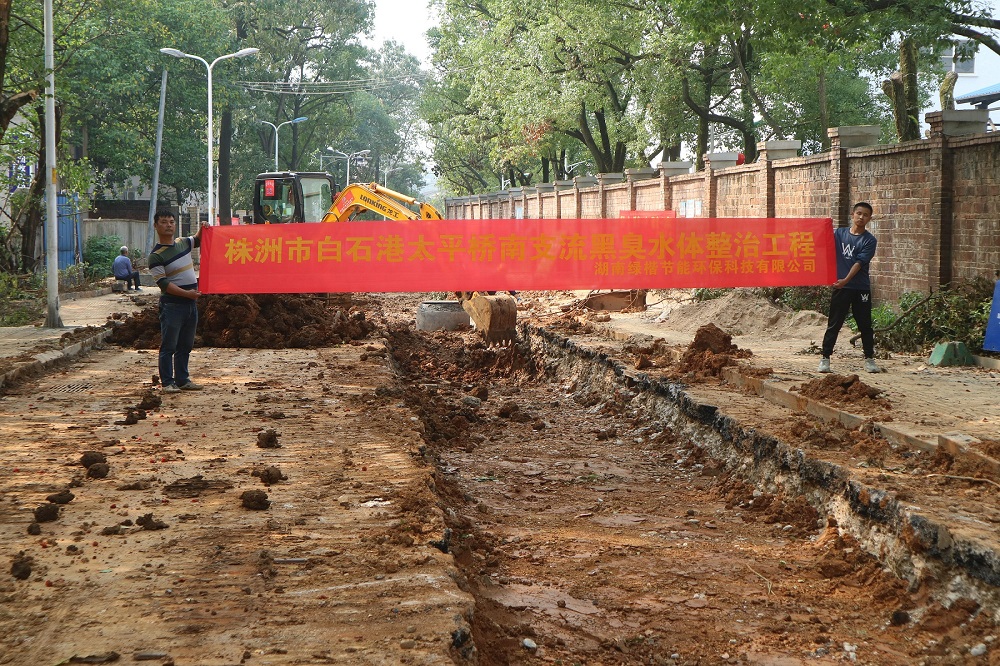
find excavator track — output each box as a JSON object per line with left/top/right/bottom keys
{"left": 458, "top": 292, "right": 518, "bottom": 346}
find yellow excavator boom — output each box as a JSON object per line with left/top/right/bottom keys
{"left": 321, "top": 182, "right": 443, "bottom": 222}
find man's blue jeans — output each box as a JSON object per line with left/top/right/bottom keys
{"left": 159, "top": 300, "right": 198, "bottom": 387}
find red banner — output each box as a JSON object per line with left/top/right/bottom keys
{"left": 198, "top": 217, "right": 835, "bottom": 294}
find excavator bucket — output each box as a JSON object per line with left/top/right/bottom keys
{"left": 461, "top": 293, "right": 517, "bottom": 346}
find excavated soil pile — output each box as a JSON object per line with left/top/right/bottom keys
{"left": 387, "top": 325, "right": 539, "bottom": 385}
{"left": 385, "top": 325, "right": 542, "bottom": 449}
{"left": 797, "top": 373, "right": 892, "bottom": 412}
{"left": 785, "top": 417, "right": 900, "bottom": 465}
{"left": 719, "top": 476, "right": 822, "bottom": 535}
{"left": 678, "top": 322, "right": 753, "bottom": 377}
{"left": 542, "top": 310, "right": 597, "bottom": 335}
{"left": 109, "top": 294, "right": 375, "bottom": 349}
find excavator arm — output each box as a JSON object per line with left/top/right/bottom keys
{"left": 321, "top": 182, "right": 443, "bottom": 222}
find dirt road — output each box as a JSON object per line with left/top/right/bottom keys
{"left": 1, "top": 291, "right": 998, "bottom": 665}
{"left": 0, "top": 335, "right": 472, "bottom": 665}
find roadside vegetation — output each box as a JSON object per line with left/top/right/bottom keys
{"left": 0, "top": 234, "right": 125, "bottom": 326}
{"left": 696, "top": 281, "right": 997, "bottom": 354}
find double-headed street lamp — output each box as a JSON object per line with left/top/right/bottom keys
{"left": 565, "top": 160, "right": 587, "bottom": 177}
{"left": 326, "top": 148, "right": 370, "bottom": 186}
{"left": 383, "top": 165, "right": 403, "bottom": 187}
{"left": 159, "top": 46, "right": 259, "bottom": 225}
{"left": 260, "top": 116, "right": 307, "bottom": 171}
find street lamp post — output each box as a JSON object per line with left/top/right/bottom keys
{"left": 260, "top": 116, "right": 307, "bottom": 171}
{"left": 383, "top": 165, "right": 403, "bottom": 187}
{"left": 159, "top": 46, "right": 258, "bottom": 225}
{"left": 318, "top": 153, "right": 338, "bottom": 172}
{"left": 379, "top": 166, "right": 404, "bottom": 219}
{"left": 327, "top": 148, "right": 370, "bottom": 186}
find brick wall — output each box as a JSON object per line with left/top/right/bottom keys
{"left": 715, "top": 166, "right": 765, "bottom": 217}
{"left": 633, "top": 181, "right": 661, "bottom": 211}
{"left": 773, "top": 157, "right": 831, "bottom": 218}
{"left": 950, "top": 135, "right": 1000, "bottom": 283}
{"left": 444, "top": 131, "right": 1000, "bottom": 303}
{"left": 846, "top": 143, "right": 938, "bottom": 299}
{"left": 605, "top": 184, "right": 630, "bottom": 218}
{"left": 669, "top": 176, "right": 705, "bottom": 217}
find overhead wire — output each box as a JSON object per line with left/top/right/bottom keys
{"left": 236, "top": 65, "right": 468, "bottom": 96}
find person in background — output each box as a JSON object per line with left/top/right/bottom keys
{"left": 112, "top": 246, "right": 141, "bottom": 291}
{"left": 148, "top": 210, "right": 203, "bottom": 393}
{"left": 819, "top": 201, "right": 880, "bottom": 374}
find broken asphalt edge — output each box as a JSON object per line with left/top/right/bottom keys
{"left": 525, "top": 324, "right": 1000, "bottom": 620}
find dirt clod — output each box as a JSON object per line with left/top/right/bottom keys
{"left": 256, "top": 429, "right": 281, "bottom": 449}
{"left": 87, "top": 462, "right": 111, "bottom": 479}
{"left": 80, "top": 451, "right": 107, "bottom": 468}
{"left": 136, "top": 389, "right": 162, "bottom": 411}
{"left": 33, "top": 503, "right": 60, "bottom": 522}
{"left": 10, "top": 552, "right": 33, "bottom": 580}
{"left": 241, "top": 490, "right": 271, "bottom": 510}
{"left": 46, "top": 489, "right": 75, "bottom": 504}
{"left": 253, "top": 466, "right": 287, "bottom": 485}
{"left": 136, "top": 513, "right": 168, "bottom": 530}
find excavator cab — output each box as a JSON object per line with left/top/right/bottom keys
{"left": 252, "top": 172, "right": 337, "bottom": 224}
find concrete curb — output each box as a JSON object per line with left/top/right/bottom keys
{"left": 0, "top": 328, "right": 114, "bottom": 390}
{"left": 61, "top": 286, "right": 114, "bottom": 301}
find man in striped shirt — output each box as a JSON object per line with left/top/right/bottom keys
{"left": 149, "top": 210, "right": 204, "bottom": 393}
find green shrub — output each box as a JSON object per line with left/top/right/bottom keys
{"left": 59, "top": 262, "right": 106, "bottom": 291}
{"left": 83, "top": 234, "right": 123, "bottom": 277}
{"left": 0, "top": 272, "right": 42, "bottom": 326}
{"left": 773, "top": 286, "right": 830, "bottom": 315}
{"left": 871, "top": 278, "right": 995, "bottom": 353}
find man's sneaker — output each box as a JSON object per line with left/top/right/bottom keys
{"left": 178, "top": 381, "right": 204, "bottom": 391}
{"left": 864, "top": 358, "right": 880, "bottom": 373}
{"left": 162, "top": 384, "right": 181, "bottom": 394}
{"left": 818, "top": 357, "right": 832, "bottom": 373}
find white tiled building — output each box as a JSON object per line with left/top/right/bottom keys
{"left": 924, "top": 2, "right": 1000, "bottom": 127}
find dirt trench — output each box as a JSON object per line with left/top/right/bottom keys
{"left": 5, "top": 293, "right": 999, "bottom": 664}
{"left": 385, "top": 323, "right": 999, "bottom": 665}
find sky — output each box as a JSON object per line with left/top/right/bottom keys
{"left": 369, "top": 0, "right": 437, "bottom": 65}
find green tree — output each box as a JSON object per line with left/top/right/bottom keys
{"left": 427, "top": 0, "right": 671, "bottom": 193}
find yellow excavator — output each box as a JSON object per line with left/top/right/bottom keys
{"left": 251, "top": 171, "right": 517, "bottom": 344}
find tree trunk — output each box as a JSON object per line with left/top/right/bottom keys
{"left": 20, "top": 103, "right": 61, "bottom": 273}
{"left": 882, "top": 73, "right": 908, "bottom": 142}
{"left": 217, "top": 108, "right": 232, "bottom": 225}
{"left": 900, "top": 38, "right": 920, "bottom": 141}
{"left": 818, "top": 67, "right": 830, "bottom": 150}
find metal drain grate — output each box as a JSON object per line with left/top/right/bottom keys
{"left": 50, "top": 383, "right": 94, "bottom": 394}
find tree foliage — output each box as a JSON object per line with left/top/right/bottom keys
{"left": 426, "top": 0, "right": 996, "bottom": 194}
{"left": 1, "top": 0, "right": 431, "bottom": 270}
